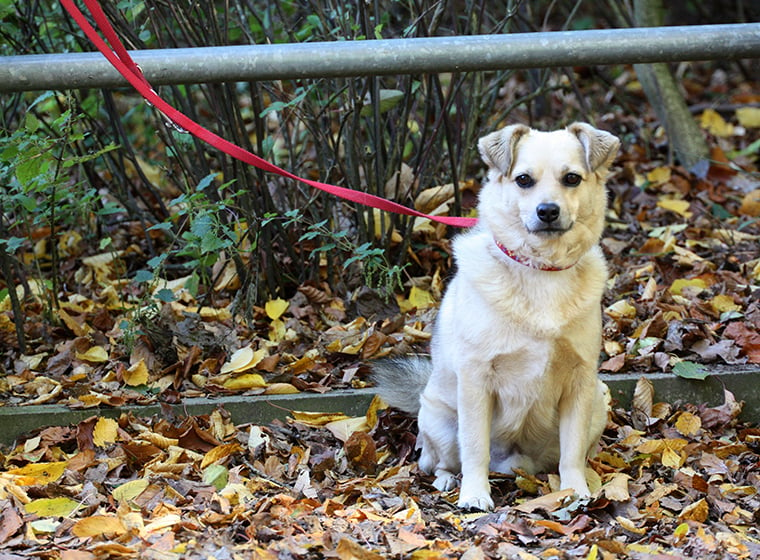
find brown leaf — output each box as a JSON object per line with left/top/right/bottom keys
{"left": 0, "top": 504, "right": 23, "bottom": 543}
{"left": 678, "top": 498, "right": 709, "bottom": 523}
{"left": 336, "top": 537, "right": 385, "bottom": 560}
{"left": 512, "top": 488, "right": 576, "bottom": 513}
{"left": 631, "top": 376, "right": 654, "bottom": 425}
{"left": 344, "top": 431, "right": 377, "bottom": 474}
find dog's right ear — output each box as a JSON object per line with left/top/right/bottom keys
{"left": 478, "top": 124, "right": 531, "bottom": 175}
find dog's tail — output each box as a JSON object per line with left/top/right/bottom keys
{"left": 371, "top": 356, "right": 432, "bottom": 416}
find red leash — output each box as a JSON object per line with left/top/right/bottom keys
{"left": 60, "top": 0, "right": 478, "bottom": 229}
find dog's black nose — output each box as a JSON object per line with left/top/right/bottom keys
{"left": 536, "top": 202, "right": 560, "bottom": 223}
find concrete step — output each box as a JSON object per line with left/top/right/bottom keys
{"left": 1, "top": 367, "right": 758, "bottom": 445}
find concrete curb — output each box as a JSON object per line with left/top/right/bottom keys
{"left": 0, "top": 368, "right": 758, "bottom": 446}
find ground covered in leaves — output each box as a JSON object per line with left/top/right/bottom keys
{"left": 1, "top": 384, "right": 760, "bottom": 558}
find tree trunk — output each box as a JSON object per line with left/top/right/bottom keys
{"left": 633, "top": 0, "right": 709, "bottom": 171}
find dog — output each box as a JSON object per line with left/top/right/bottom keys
{"left": 373, "top": 122, "right": 619, "bottom": 511}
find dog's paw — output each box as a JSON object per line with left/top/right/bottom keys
{"left": 560, "top": 472, "right": 591, "bottom": 498}
{"left": 433, "top": 470, "right": 458, "bottom": 492}
{"left": 457, "top": 493, "right": 495, "bottom": 512}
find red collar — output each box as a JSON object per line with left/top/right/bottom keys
{"left": 494, "top": 239, "right": 575, "bottom": 272}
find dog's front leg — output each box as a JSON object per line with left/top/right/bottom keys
{"left": 456, "top": 370, "right": 495, "bottom": 511}
{"left": 558, "top": 381, "right": 594, "bottom": 497}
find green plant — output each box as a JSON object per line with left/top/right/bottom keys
{"left": 266, "top": 209, "right": 406, "bottom": 299}
{"left": 0, "top": 92, "right": 119, "bottom": 347}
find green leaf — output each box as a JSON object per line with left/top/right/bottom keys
{"left": 134, "top": 270, "right": 154, "bottom": 283}
{"left": 154, "top": 288, "right": 176, "bottom": 303}
{"left": 25, "top": 112, "right": 40, "bottom": 133}
{"left": 203, "top": 464, "right": 228, "bottom": 491}
{"left": 360, "top": 89, "right": 404, "bottom": 117}
{"left": 15, "top": 157, "right": 43, "bottom": 186}
{"left": 196, "top": 173, "right": 217, "bottom": 191}
{"left": 1, "top": 237, "right": 26, "bottom": 252}
{"left": 673, "top": 361, "right": 710, "bottom": 380}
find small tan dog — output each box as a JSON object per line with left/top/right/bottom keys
{"left": 374, "top": 122, "right": 619, "bottom": 510}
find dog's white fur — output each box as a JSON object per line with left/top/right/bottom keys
{"left": 377, "top": 123, "right": 619, "bottom": 510}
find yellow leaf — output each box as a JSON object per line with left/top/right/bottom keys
{"left": 8, "top": 461, "right": 68, "bottom": 486}
{"left": 124, "top": 359, "right": 149, "bottom": 386}
{"left": 326, "top": 417, "right": 369, "bottom": 443}
{"left": 646, "top": 166, "right": 671, "bottom": 185}
{"left": 739, "top": 189, "right": 760, "bottom": 217}
{"left": 336, "top": 537, "right": 384, "bottom": 560}
{"left": 57, "top": 308, "right": 92, "bottom": 337}
{"left": 201, "top": 443, "right": 243, "bottom": 469}
{"left": 736, "top": 107, "right": 760, "bottom": 128}
{"left": 269, "top": 318, "right": 287, "bottom": 342}
{"left": 700, "top": 108, "right": 735, "bottom": 137}
{"left": 93, "top": 417, "right": 119, "bottom": 447}
{"left": 673, "top": 522, "right": 690, "bottom": 541}
{"left": 635, "top": 439, "right": 664, "bottom": 455}
{"left": 586, "top": 544, "right": 598, "bottom": 560}
{"left": 265, "top": 298, "right": 289, "bottom": 320}
{"left": 291, "top": 410, "right": 351, "bottom": 427}
{"left": 75, "top": 345, "right": 109, "bottom": 363}
{"left": 72, "top": 515, "right": 127, "bottom": 538}
{"left": 408, "top": 285, "right": 435, "bottom": 310}
{"left": 675, "top": 411, "right": 702, "bottom": 437}
{"left": 113, "top": 478, "right": 150, "bottom": 502}
{"left": 657, "top": 198, "right": 692, "bottom": 218}
{"left": 220, "top": 346, "right": 267, "bottom": 374}
{"left": 669, "top": 278, "right": 707, "bottom": 296}
{"left": 662, "top": 446, "right": 684, "bottom": 469}
{"left": 263, "top": 383, "right": 299, "bottom": 395}
{"left": 711, "top": 294, "right": 740, "bottom": 315}
{"left": 25, "top": 497, "right": 79, "bottom": 517}
{"left": 222, "top": 373, "right": 267, "bottom": 390}
{"left": 604, "top": 299, "right": 637, "bottom": 320}
{"left": 678, "top": 498, "right": 709, "bottom": 522}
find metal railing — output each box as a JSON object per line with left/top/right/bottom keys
{"left": 2, "top": 23, "right": 760, "bottom": 93}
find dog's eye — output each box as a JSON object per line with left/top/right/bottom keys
{"left": 563, "top": 173, "right": 582, "bottom": 187}
{"left": 515, "top": 174, "right": 534, "bottom": 188}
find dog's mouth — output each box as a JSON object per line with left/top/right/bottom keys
{"left": 528, "top": 223, "right": 572, "bottom": 236}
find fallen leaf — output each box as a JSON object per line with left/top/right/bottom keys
{"left": 657, "top": 198, "right": 692, "bottom": 218}
{"left": 512, "top": 488, "right": 576, "bottom": 513}
{"left": 201, "top": 442, "right": 243, "bottom": 469}
{"left": 7, "top": 461, "right": 68, "bottom": 486}
{"left": 220, "top": 346, "right": 267, "bottom": 374}
{"left": 113, "top": 478, "right": 150, "bottom": 502}
{"left": 675, "top": 411, "right": 702, "bottom": 436}
{"left": 736, "top": 107, "right": 760, "bottom": 128}
{"left": 602, "top": 473, "right": 630, "bottom": 502}
{"left": 71, "top": 515, "right": 127, "bottom": 538}
{"left": 93, "top": 417, "right": 119, "bottom": 447}
{"left": 265, "top": 298, "right": 289, "bottom": 320}
{"left": 124, "top": 359, "right": 149, "bottom": 386}
{"left": 336, "top": 537, "right": 385, "bottom": 560}
{"left": 678, "top": 498, "right": 709, "bottom": 522}
{"left": 75, "top": 345, "right": 109, "bottom": 363}
{"left": 24, "top": 497, "right": 79, "bottom": 517}
{"left": 222, "top": 373, "right": 267, "bottom": 390}
{"left": 700, "top": 108, "right": 734, "bottom": 136}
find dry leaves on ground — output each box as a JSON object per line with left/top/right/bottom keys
{"left": 1, "top": 381, "right": 760, "bottom": 558}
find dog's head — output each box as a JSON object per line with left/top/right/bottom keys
{"left": 477, "top": 122, "right": 619, "bottom": 268}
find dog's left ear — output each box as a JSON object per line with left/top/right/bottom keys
{"left": 567, "top": 123, "right": 620, "bottom": 172}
